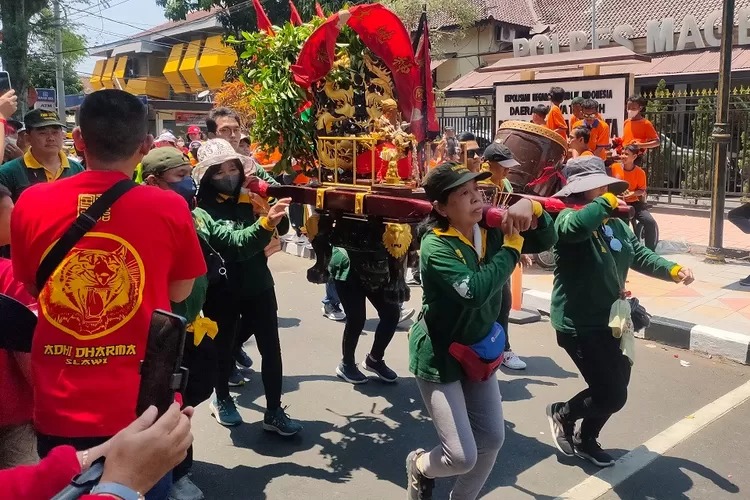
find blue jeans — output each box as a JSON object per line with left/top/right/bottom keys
{"left": 322, "top": 280, "right": 341, "bottom": 307}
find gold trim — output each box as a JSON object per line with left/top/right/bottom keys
{"left": 498, "top": 120, "right": 568, "bottom": 150}
{"left": 316, "top": 188, "right": 329, "bottom": 210}
{"left": 354, "top": 192, "right": 367, "bottom": 215}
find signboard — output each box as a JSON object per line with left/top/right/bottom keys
{"left": 494, "top": 75, "right": 631, "bottom": 138}
{"left": 513, "top": 8, "right": 750, "bottom": 58}
{"left": 33, "top": 88, "right": 56, "bottom": 111}
{"left": 175, "top": 112, "right": 207, "bottom": 127}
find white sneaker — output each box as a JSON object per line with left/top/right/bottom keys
{"left": 502, "top": 350, "right": 527, "bottom": 370}
{"left": 322, "top": 303, "right": 346, "bottom": 321}
{"left": 399, "top": 307, "right": 415, "bottom": 324}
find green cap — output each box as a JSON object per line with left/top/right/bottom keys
{"left": 24, "top": 109, "right": 64, "bottom": 129}
{"left": 423, "top": 162, "right": 491, "bottom": 202}
{"left": 141, "top": 147, "right": 191, "bottom": 178}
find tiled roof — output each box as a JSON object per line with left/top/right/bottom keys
{"left": 532, "top": 0, "right": 750, "bottom": 45}
{"left": 444, "top": 47, "right": 750, "bottom": 93}
{"left": 128, "top": 8, "right": 220, "bottom": 40}
{"left": 430, "top": 0, "right": 537, "bottom": 29}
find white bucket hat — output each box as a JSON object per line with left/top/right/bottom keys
{"left": 192, "top": 138, "right": 259, "bottom": 184}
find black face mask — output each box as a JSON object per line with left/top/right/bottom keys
{"left": 210, "top": 173, "right": 241, "bottom": 195}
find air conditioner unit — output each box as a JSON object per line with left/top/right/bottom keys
{"left": 495, "top": 24, "right": 516, "bottom": 43}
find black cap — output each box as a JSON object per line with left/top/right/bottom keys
{"left": 24, "top": 109, "right": 64, "bottom": 130}
{"left": 423, "top": 162, "right": 491, "bottom": 202}
{"left": 483, "top": 142, "right": 521, "bottom": 169}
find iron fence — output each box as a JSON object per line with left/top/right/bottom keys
{"left": 644, "top": 87, "right": 750, "bottom": 202}
{"left": 436, "top": 105, "right": 495, "bottom": 147}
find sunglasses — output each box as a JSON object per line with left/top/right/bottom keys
{"left": 467, "top": 149, "right": 484, "bottom": 159}
{"left": 582, "top": 113, "right": 598, "bottom": 119}
{"left": 600, "top": 224, "right": 623, "bottom": 252}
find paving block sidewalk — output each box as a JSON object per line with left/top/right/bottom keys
{"left": 524, "top": 253, "right": 750, "bottom": 333}
{"left": 652, "top": 211, "right": 749, "bottom": 251}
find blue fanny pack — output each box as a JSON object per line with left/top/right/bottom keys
{"left": 470, "top": 322, "right": 506, "bottom": 362}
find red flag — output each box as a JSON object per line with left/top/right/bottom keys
{"left": 252, "top": 0, "right": 274, "bottom": 35}
{"left": 414, "top": 11, "right": 440, "bottom": 140}
{"left": 315, "top": 2, "right": 325, "bottom": 18}
{"left": 289, "top": 0, "right": 303, "bottom": 25}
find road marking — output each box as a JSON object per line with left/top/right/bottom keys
{"left": 556, "top": 379, "right": 750, "bottom": 500}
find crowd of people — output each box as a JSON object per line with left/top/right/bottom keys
{"left": 0, "top": 84, "right": 700, "bottom": 500}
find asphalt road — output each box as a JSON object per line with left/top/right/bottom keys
{"left": 189, "top": 253, "right": 750, "bottom": 499}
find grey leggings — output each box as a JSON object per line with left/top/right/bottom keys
{"left": 417, "top": 377, "right": 505, "bottom": 500}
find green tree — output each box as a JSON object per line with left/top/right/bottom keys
{"left": 27, "top": 8, "right": 88, "bottom": 95}
{"left": 684, "top": 96, "right": 715, "bottom": 193}
{"left": 381, "top": 0, "right": 480, "bottom": 49}
{"left": 0, "top": 0, "right": 49, "bottom": 115}
{"left": 0, "top": 1, "right": 93, "bottom": 115}
{"left": 157, "top": 0, "right": 353, "bottom": 32}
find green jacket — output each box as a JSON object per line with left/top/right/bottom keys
{"left": 198, "top": 194, "right": 289, "bottom": 299}
{"left": 551, "top": 196, "right": 680, "bottom": 336}
{"left": 409, "top": 210, "right": 557, "bottom": 383}
{"left": 0, "top": 152, "right": 85, "bottom": 201}
{"left": 171, "top": 207, "right": 276, "bottom": 323}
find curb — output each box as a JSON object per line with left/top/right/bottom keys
{"left": 522, "top": 289, "right": 750, "bottom": 365}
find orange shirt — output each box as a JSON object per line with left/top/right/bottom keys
{"left": 579, "top": 150, "right": 594, "bottom": 157}
{"left": 546, "top": 104, "right": 568, "bottom": 139}
{"left": 622, "top": 118, "right": 658, "bottom": 146}
{"left": 572, "top": 119, "right": 610, "bottom": 160}
{"left": 622, "top": 165, "right": 647, "bottom": 202}
{"left": 610, "top": 162, "right": 625, "bottom": 180}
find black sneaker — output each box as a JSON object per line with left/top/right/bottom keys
{"left": 336, "top": 362, "right": 368, "bottom": 384}
{"left": 740, "top": 275, "right": 750, "bottom": 287}
{"left": 406, "top": 449, "right": 434, "bottom": 500}
{"left": 235, "top": 349, "right": 253, "bottom": 369}
{"left": 362, "top": 355, "right": 398, "bottom": 383}
{"left": 574, "top": 435, "right": 615, "bottom": 467}
{"left": 546, "top": 402, "right": 575, "bottom": 456}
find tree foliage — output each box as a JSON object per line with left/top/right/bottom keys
{"left": 27, "top": 8, "right": 88, "bottom": 95}
{"left": 213, "top": 80, "right": 256, "bottom": 125}
{"left": 0, "top": 1, "right": 92, "bottom": 115}
{"left": 228, "top": 20, "right": 324, "bottom": 172}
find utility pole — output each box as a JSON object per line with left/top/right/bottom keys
{"left": 591, "top": 0, "right": 597, "bottom": 49}
{"left": 706, "top": 0, "right": 735, "bottom": 263}
{"left": 54, "top": 0, "right": 66, "bottom": 122}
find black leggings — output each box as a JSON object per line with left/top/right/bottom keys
{"left": 497, "top": 281, "right": 512, "bottom": 351}
{"left": 335, "top": 278, "right": 400, "bottom": 365}
{"left": 236, "top": 289, "right": 283, "bottom": 411}
{"left": 557, "top": 331, "right": 632, "bottom": 441}
{"left": 203, "top": 285, "right": 240, "bottom": 402}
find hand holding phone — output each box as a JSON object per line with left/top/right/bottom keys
{"left": 0, "top": 89, "right": 17, "bottom": 120}
{"left": 135, "top": 310, "right": 189, "bottom": 418}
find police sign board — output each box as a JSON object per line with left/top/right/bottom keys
{"left": 33, "top": 88, "right": 56, "bottom": 111}
{"left": 494, "top": 74, "right": 631, "bottom": 138}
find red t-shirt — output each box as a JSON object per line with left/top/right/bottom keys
{"left": 11, "top": 170, "right": 206, "bottom": 438}
{"left": 0, "top": 258, "right": 36, "bottom": 427}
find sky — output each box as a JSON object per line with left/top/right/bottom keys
{"left": 73, "top": 0, "right": 167, "bottom": 77}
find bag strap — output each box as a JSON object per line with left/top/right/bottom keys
{"left": 35, "top": 179, "right": 137, "bottom": 291}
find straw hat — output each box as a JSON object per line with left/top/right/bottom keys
{"left": 192, "top": 138, "right": 258, "bottom": 184}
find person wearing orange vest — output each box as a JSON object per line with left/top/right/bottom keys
{"left": 568, "top": 125, "right": 594, "bottom": 158}
{"left": 571, "top": 99, "right": 610, "bottom": 160}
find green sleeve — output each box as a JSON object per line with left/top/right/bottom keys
{"left": 255, "top": 166, "right": 279, "bottom": 186}
{"left": 424, "top": 239, "right": 519, "bottom": 309}
{"left": 520, "top": 211, "right": 558, "bottom": 254}
{"left": 624, "top": 221, "right": 677, "bottom": 281}
{"left": 205, "top": 216, "right": 274, "bottom": 262}
{"left": 555, "top": 197, "right": 614, "bottom": 243}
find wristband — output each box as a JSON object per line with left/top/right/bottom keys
{"left": 90, "top": 482, "right": 144, "bottom": 500}
{"left": 600, "top": 192, "right": 618, "bottom": 209}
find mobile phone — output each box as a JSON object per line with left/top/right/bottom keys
{"left": 0, "top": 292, "right": 37, "bottom": 352}
{"left": 136, "top": 309, "right": 189, "bottom": 417}
{"left": 0, "top": 72, "right": 11, "bottom": 93}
